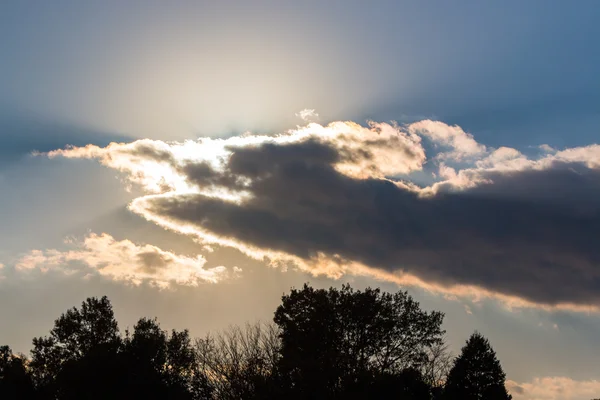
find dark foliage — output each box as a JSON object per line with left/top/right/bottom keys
{"left": 0, "top": 346, "right": 35, "bottom": 399}
{"left": 0, "top": 285, "right": 512, "bottom": 399}
{"left": 273, "top": 284, "right": 444, "bottom": 399}
{"left": 444, "top": 332, "right": 512, "bottom": 400}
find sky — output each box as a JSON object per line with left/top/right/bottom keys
{"left": 1, "top": 1, "right": 600, "bottom": 398}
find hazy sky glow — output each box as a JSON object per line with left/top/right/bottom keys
{"left": 1, "top": 2, "right": 600, "bottom": 399}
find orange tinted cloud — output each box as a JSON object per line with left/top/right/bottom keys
{"left": 15, "top": 233, "right": 234, "bottom": 288}
{"left": 507, "top": 376, "right": 600, "bottom": 400}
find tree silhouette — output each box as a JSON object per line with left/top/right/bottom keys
{"left": 421, "top": 341, "right": 453, "bottom": 389}
{"left": 28, "top": 297, "right": 208, "bottom": 399}
{"left": 444, "top": 332, "right": 512, "bottom": 400}
{"left": 0, "top": 346, "right": 35, "bottom": 399}
{"left": 273, "top": 284, "right": 444, "bottom": 398}
{"left": 0, "top": 286, "right": 521, "bottom": 399}
{"left": 29, "top": 296, "right": 122, "bottom": 399}
{"left": 422, "top": 341, "right": 454, "bottom": 400}
{"left": 194, "top": 322, "right": 280, "bottom": 399}
{"left": 121, "top": 317, "right": 209, "bottom": 399}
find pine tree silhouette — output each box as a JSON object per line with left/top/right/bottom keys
{"left": 444, "top": 332, "right": 512, "bottom": 400}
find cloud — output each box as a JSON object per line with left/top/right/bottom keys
{"left": 507, "top": 377, "right": 600, "bottom": 400}
{"left": 407, "top": 119, "right": 486, "bottom": 160}
{"left": 426, "top": 143, "right": 600, "bottom": 196}
{"left": 45, "top": 120, "right": 600, "bottom": 310}
{"left": 47, "top": 120, "right": 425, "bottom": 186}
{"left": 13, "top": 233, "right": 232, "bottom": 288}
{"left": 295, "top": 109, "right": 319, "bottom": 122}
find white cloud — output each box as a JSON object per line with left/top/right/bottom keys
{"left": 554, "top": 144, "right": 600, "bottom": 169}
{"left": 424, "top": 143, "right": 600, "bottom": 195}
{"left": 475, "top": 147, "right": 527, "bottom": 169}
{"left": 437, "top": 163, "right": 458, "bottom": 180}
{"left": 407, "top": 119, "right": 486, "bottom": 160}
{"left": 295, "top": 108, "right": 319, "bottom": 121}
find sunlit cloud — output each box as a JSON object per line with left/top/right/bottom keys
{"left": 507, "top": 377, "right": 600, "bottom": 400}
{"left": 539, "top": 144, "right": 555, "bottom": 153}
{"left": 47, "top": 120, "right": 426, "bottom": 183}
{"left": 45, "top": 119, "right": 600, "bottom": 311}
{"left": 13, "top": 233, "right": 234, "bottom": 289}
{"left": 408, "top": 119, "right": 486, "bottom": 161}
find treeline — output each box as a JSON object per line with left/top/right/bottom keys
{"left": 0, "top": 284, "right": 512, "bottom": 399}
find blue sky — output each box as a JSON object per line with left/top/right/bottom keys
{"left": 1, "top": 2, "right": 599, "bottom": 399}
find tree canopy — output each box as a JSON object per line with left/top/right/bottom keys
{"left": 0, "top": 284, "right": 512, "bottom": 399}
{"left": 274, "top": 284, "right": 444, "bottom": 399}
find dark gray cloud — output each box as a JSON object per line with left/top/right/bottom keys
{"left": 465, "top": 161, "right": 600, "bottom": 212}
{"left": 137, "top": 251, "right": 170, "bottom": 271}
{"left": 138, "top": 139, "right": 600, "bottom": 307}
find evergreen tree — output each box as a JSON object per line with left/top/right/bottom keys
{"left": 444, "top": 332, "right": 511, "bottom": 400}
